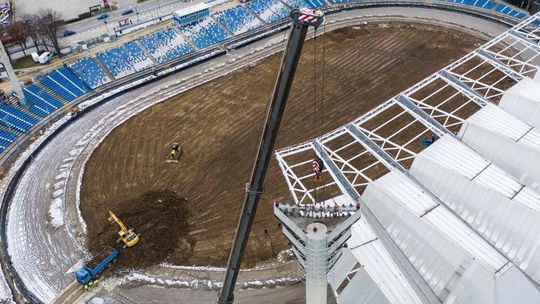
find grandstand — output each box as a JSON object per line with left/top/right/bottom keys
{"left": 274, "top": 12, "right": 540, "bottom": 303}
{"left": 246, "top": 0, "right": 290, "bottom": 23}
{"left": 181, "top": 17, "right": 230, "bottom": 49}
{"left": 139, "top": 28, "right": 194, "bottom": 63}
{"left": 214, "top": 6, "right": 263, "bottom": 35}
{"left": 68, "top": 57, "right": 112, "bottom": 89}
{"left": 97, "top": 42, "right": 154, "bottom": 78}
{"left": 0, "top": 0, "right": 530, "bottom": 155}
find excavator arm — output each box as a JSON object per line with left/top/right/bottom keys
{"left": 108, "top": 211, "right": 129, "bottom": 233}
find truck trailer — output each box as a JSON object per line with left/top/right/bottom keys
{"left": 76, "top": 246, "right": 118, "bottom": 285}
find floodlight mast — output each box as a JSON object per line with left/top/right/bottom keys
{"left": 217, "top": 8, "right": 324, "bottom": 304}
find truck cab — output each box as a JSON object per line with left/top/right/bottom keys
{"left": 76, "top": 267, "right": 92, "bottom": 285}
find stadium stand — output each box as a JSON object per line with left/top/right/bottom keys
{"left": 245, "top": 0, "right": 290, "bottom": 23}
{"left": 0, "top": 0, "right": 528, "bottom": 154}
{"left": 302, "top": 0, "right": 326, "bottom": 8}
{"left": 214, "top": 6, "right": 263, "bottom": 35}
{"left": 54, "top": 67, "right": 89, "bottom": 95}
{"left": 444, "top": 0, "right": 496, "bottom": 9}
{"left": 97, "top": 42, "right": 154, "bottom": 78}
{"left": 438, "top": 0, "right": 527, "bottom": 19}
{"left": 139, "top": 28, "right": 194, "bottom": 63}
{"left": 281, "top": 0, "right": 311, "bottom": 9}
{"left": 37, "top": 70, "right": 84, "bottom": 102}
{"left": 23, "top": 84, "right": 64, "bottom": 118}
{"left": 38, "top": 76, "right": 76, "bottom": 102}
{"left": 181, "top": 17, "right": 230, "bottom": 49}
{"left": 68, "top": 58, "right": 112, "bottom": 89}
{"left": 0, "top": 128, "right": 16, "bottom": 152}
{"left": 0, "top": 103, "right": 38, "bottom": 133}
{"left": 494, "top": 3, "right": 527, "bottom": 18}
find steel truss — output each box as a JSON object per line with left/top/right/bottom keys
{"left": 276, "top": 12, "right": 540, "bottom": 206}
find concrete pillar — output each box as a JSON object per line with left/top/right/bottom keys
{"left": 305, "top": 223, "right": 328, "bottom": 304}
{"left": 0, "top": 40, "right": 24, "bottom": 105}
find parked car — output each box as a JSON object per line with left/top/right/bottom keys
{"left": 62, "top": 30, "right": 76, "bottom": 37}
{"left": 122, "top": 9, "right": 134, "bottom": 15}
{"left": 97, "top": 13, "right": 109, "bottom": 20}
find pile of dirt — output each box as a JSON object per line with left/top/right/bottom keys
{"left": 87, "top": 190, "right": 194, "bottom": 270}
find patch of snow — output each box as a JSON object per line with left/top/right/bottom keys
{"left": 48, "top": 198, "right": 65, "bottom": 228}
{"left": 119, "top": 272, "right": 302, "bottom": 290}
{"left": 65, "top": 259, "right": 85, "bottom": 274}
{"left": 89, "top": 297, "right": 105, "bottom": 304}
{"left": 0, "top": 269, "right": 13, "bottom": 302}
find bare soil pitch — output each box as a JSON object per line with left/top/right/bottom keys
{"left": 80, "top": 23, "right": 484, "bottom": 270}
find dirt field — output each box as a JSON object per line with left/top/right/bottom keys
{"left": 80, "top": 22, "right": 484, "bottom": 270}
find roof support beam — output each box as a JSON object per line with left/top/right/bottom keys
{"left": 509, "top": 30, "right": 540, "bottom": 52}
{"left": 395, "top": 95, "right": 449, "bottom": 137}
{"left": 312, "top": 140, "right": 440, "bottom": 304}
{"left": 475, "top": 49, "right": 524, "bottom": 81}
{"left": 438, "top": 70, "right": 489, "bottom": 107}
{"left": 345, "top": 124, "right": 407, "bottom": 174}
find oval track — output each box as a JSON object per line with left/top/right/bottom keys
{"left": 1, "top": 7, "right": 509, "bottom": 303}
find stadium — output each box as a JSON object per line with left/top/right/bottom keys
{"left": 0, "top": 0, "right": 538, "bottom": 303}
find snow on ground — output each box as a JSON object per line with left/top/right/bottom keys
{"left": 120, "top": 272, "right": 302, "bottom": 290}
{"left": 0, "top": 269, "right": 13, "bottom": 302}
{"left": 48, "top": 198, "right": 65, "bottom": 228}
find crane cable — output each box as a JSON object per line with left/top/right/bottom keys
{"left": 312, "top": 22, "right": 328, "bottom": 212}
{"left": 320, "top": 21, "right": 327, "bottom": 211}
{"left": 312, "top": 26, "right": 319, "bottom": 211}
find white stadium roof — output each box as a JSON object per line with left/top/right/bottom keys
{"left": 276, "top": 12, "right": 540, "bottom": 304}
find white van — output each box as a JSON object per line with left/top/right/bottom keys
{"left": 31, "top": 52, "right": 40, "bottom": 63}
{"left": 38, "top": 52, "right": 54, "bottom": 64}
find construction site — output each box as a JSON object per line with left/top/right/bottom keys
{"left": 80, "top": 22, "right": 483, "bottom": 271}
{"left": 0, "top": 0, "right": 539, "bottom": 303}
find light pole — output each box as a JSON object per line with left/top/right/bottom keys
{"left": 104, "top": 20, "right": 108, "bottom": 33}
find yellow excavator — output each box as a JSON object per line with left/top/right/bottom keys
{"left": 108, "top": 211, "right": 140, "bottom": 248}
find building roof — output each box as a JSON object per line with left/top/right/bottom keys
{"left": 276, "top": 12, "right": 540, "bottom": 304}
{"left": 173, "top": 2, "right": 210, "bottom": 17}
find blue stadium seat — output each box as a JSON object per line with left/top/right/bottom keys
{"left": 139, "top": 28, "right": 194, "bottom": 63}
{"left": 23, "top": 84, "right": 64, "bottom": 117}
{"left": 97, "top": 41, "right": 154, "bottom": 78}
{"left": 0, "top": 104, "right": 38, "bottom": 133}
{"left": 246, "top": 0, "right": 290, "bottom": 23}
{"left": 68, "top": 58, "right": 112, "bottom": 89}
{"left": 38, "top": 74, "right": 77, "bottom": 101}
{"left": 0, "top": 129, "right": 17, "bottom": 142}
{"left": 445, "top": 0, "right": 496, "bottom": 9}
{"left": 301, "top": 0, "right": 326, "bottom": 8}
{"left": 214, "top": 6, "right": 263, "bottom": 35}
{"left": 55, "top": 67, "right": 89, "bottom": 95}
{"left": 495, "top": 3, "right": 527, "bottom": 18}
{"left": 181, "top": 17, "right": 230, "bottom": 49}
{"left": 281, "top": 0, "right": 312, "bottom": 9}
{"left": 0, "top": 128, "right": 18, "bottom": 152}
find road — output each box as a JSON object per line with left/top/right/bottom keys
{"left": 59, "top": 0, "right": 200, "bottom": 44}
{"left": 0, "top": 7, "right": 508, "bottom": 303}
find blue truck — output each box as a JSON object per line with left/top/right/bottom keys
{"left": 76, "top": 246, "right": 118, "bottom": 285}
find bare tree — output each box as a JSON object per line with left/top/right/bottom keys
{"left": 35, "top": 8, "right": 63, "bottom": 57}
{"left": 21, "top": 14, "right": 42, "bottom": 52}
{"left": 6, "top": 21, "right": 28, "bottom": 56}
